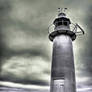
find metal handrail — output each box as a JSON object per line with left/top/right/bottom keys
{"left": 71, "top": 23, "right": 85, "bottom": 36}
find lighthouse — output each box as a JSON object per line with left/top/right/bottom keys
{"left": 49, "top": 8, "right": 84, "bottom": 92}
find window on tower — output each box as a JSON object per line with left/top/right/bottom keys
{"left": 56, "top": 21, "right": 69, "bottom": 26}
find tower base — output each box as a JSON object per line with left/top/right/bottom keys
{"left": 50, "top": 35, "right": 76, "bottom": 92}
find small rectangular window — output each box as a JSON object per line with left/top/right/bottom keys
{"left": 53, "top": 79, "right": 65, "bottom": 92}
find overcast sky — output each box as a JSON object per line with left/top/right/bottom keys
{"left": 0, "top": 0, "right": 92, "bottom": 92}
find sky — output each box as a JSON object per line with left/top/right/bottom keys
{"left": 0, "top": 0, "right": 92, "bottom": 92}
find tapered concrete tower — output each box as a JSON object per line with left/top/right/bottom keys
{"left": 49, "top": 8, "right": 84, "bottom": 92}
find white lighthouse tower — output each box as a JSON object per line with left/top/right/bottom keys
{"left": 49, "top": 8, "right": 84, "bottom": 92}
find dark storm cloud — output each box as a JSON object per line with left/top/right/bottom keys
{"left": 0, "top": 0, "right": 52, "bottom": 86}
{"left": 79, "top": 5, "right": 92, "bottom": 77}
{"left": 0, "top": 0, "right": 11, "bottom": 74}
{"left": 0, "top": 74, "right": 48, "bottom": 86}
{"left": 1, "top": 46, "right": 50, "bottom": 61}
{"left": 0, "top": 85, "right": 49, "bottom": 92}
{"left": 73, "top": 2, "right": 92, "bottom": 91}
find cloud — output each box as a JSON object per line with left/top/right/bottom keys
{"left": 0, "top": 81, "right": 49, "bottom": 92}
{"left": 1, "top": 56, "right": 50, "bottom": 85}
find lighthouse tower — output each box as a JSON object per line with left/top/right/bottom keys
{"left": 49, "top": 8, "right": 84, "bottom": 92}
